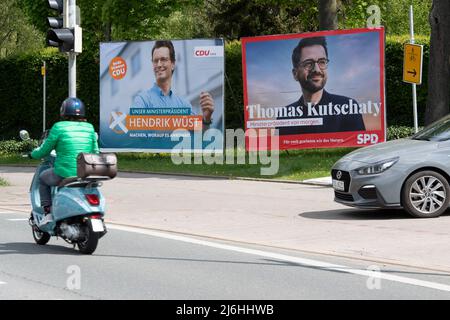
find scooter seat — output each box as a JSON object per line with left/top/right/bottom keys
{"left": 58, "top": 177, "right": 80, "bottom": 187}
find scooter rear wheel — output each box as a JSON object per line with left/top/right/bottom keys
{"left": 32, "top": 225, "right": 51, "bottom": 245}
{"left": 77, "top": 219, "right": 99, "bottom": 255}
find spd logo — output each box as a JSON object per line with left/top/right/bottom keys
{"left": 357, "top": 134, "right": 379, "bottom": 145}
{"left": 194, "top": 46, "right": 224, "bottom": 58}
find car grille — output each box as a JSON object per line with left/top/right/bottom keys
{"left": 335, "top": 191, "right": 354, "bottom": 202}
{"left": 331, "top": 169, "right": 351, "bottom": 192}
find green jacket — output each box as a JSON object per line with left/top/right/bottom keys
{"left": 31, "top": 121, "right": 99, "bottom": 178}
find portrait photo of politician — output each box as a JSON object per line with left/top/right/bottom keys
{"left": 277, "top": 36, "right": 366, "bottom": 135}
{"left": 133, "top": 40, "right": 215, "bottom": 126}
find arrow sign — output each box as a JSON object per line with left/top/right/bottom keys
{"left": 403, "top": 44, "right": 423, "bottom": 84}
{"left": 407, "top": 69, "right": 417, "bottom": 77}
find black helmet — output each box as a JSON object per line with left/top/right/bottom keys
{"left": 60, "top": 97, "right": 85, "bottom": 119}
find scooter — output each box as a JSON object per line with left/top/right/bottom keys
{"left": 20, "top": 130, "right": 117, "bottom": 254}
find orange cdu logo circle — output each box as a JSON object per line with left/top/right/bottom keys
{"left": 109, "top": 57, "right": 127, "bottom": 80}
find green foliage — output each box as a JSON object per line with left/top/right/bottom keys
{"left": 224, "top": 41, "right": 244, "bottom": 129}
{"left": 0, "top": 177, "right": 10, "bottom": 187}
{"left": 0, "top": 0, "right": 44, "bottom": 58}
{"left": 385, "top": 35, "right": 430, "bottom": 126}
{"left": 203, "top": 0, "right": 319, "bottom": 40}
{"left": 386, "top": 125, "right": 421, "bottom": 140}
{"left": 19, "top": 0, "right": 196, "bottom": 51}
{"left": 339, "top": 0, "right": 432, "bottom": 36}
{"left": 152, "top": 6, "right": 213, "bottom": 40}
{"left": 0, "top": 48, "right": 100, "bottom": 140}
{"left": 0, "top": 139, "right": 38, "bottom": 155}
{"left": 0, "top": 35, "right": 432, "bottom": 139}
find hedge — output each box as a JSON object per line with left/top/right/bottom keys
{"left": 0, "top": 139, "right": 38, "bottom": 155}
{"left": 0, "top": 35, "right": 432, "bottom": 140}
{"left": 0, "top": 125, "right": 420, "bottom": 156}
{"left": 0, "top": 48, "right": 100, "bottom": 140}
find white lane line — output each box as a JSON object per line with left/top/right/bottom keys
{"left": 108, "top": 224, "right": 450, "bottom": 293}
{"left": 0, "top": 281, "right": 6, "bottom": 285}
{"left": 6, "top": 219, "right": 28, "bottom": 221}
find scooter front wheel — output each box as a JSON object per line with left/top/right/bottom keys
{"left": 32, "top": 225, "right": 51, "bottom": 245}
{"left": 77, "top": 219, "right": 99, "bottom": 255}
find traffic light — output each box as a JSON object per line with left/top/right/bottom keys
{"left": 46, "top": 0, "right": 82, "bottom": 53}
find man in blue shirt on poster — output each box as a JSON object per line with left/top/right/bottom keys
{"left": 133, "top": 40, "right": 215, "bottom": 126}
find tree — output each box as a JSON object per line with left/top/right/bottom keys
{"left": 0, "top": 0, "right": 43, "bottom": 58}
{"left": 425, "top": 0, "right": 450, "bottom": 124}
{"left": 18, "top": 0, "right": 191, "bottom": 51}
{"left": 203, "top": 0, "right": 319, "bottom": 40}
{"left": 339, "top": 0, "right": 431, "bottom": 35}
{"left": 319, "top": 0, "right": 338, "bottom": 30}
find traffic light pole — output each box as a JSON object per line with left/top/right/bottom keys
{"left": 67, "top": 0, "right": 77, "bottom": 98}
{"left": 69, "top": 53, "right": 76, "bottom": 97}
{"left": 42, "top": 61, "right": 46, "bottom": 132}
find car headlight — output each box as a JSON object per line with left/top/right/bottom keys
{"left": 355, "top": 157, "right": 399, "bottom": 175}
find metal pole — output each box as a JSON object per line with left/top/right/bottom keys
{"left": 410, "top": 5, "right": 418, "bottom": 133}
{"left": 68, "top": 0, "right": 76, "bottom": 98}
{"left": 43, "top": 61, "right": 46, "bottom": 132}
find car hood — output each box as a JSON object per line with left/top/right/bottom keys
{"left": 338, "top": 138, "right": 439, "bottom": 164}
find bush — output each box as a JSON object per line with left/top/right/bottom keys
{"left": 385, "top": 35, "right": 430, "bottom": 127}
{"left": 0, "top": 139, "right": 38, "bottom": 155}
{"left": 386, "top": 125, "right": 421, "bottom": 140}
{"left": 224, "top": 40, "right": 244, "bottom": 129}
{"left": 0, "top": 35, "right": 432, "bottom": 140}
{"left": 0, "top": 48, "right": 99, "bottom": 140}
{"left": 0, "top": 177, "right": 9, "bottom": 186}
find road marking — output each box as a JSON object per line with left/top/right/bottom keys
{"left": 6, "top": 219, "right": 28, "bottom": 221}
{"left": 108, "top": 224, "right": 450, "bottom": 293}
{"left": 0, "top": 281, "right": 6, "bottom": 285}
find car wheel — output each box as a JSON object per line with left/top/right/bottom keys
{"left": 402, "top": 170, "right": 450, "bottom": 218}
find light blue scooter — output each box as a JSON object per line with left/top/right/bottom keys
{"left": 20, "top": 130, "right": 116, "bottom": 254}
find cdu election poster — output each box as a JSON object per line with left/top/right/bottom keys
{"left": 241, "top": 27, "right": 386, "bottom": 150}
{"left": 99, "top": 39, "right": 225, "bottom": 152}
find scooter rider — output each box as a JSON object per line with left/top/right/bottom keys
{"left": 30, "top": 97, "right": 99, "bottom": 226}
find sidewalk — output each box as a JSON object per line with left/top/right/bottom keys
{"left": 2, "top": 166, "right": 450, "bottom": 273}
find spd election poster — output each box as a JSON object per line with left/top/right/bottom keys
{"left": 241, "top": 27, "right": 386, "bottom": 150}
{"left": 99, "top": 39, "right": 225, "bottom": 152}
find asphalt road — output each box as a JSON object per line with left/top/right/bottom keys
{"left": 4, "top": 167, "right": 450, "bottom": 272}
{"left": 2, "top": 212, "right": 450, "bottom": 300}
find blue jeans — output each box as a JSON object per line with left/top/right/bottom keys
{"left": 39, "top": 168, "right": 63, "bottom": 207}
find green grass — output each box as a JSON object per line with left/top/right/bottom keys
{"left": 0, "top": 148, "right": 355, "bottom": 181}
{"left": 0, "top": 177, "right": 10, "bottom": 186}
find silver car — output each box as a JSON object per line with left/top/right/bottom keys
{"left": 331, "top": 115, "right": 450, "bottom": 218}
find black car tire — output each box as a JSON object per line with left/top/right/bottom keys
{"left": 402, "top": 170, "right": 450, "bottom": 218}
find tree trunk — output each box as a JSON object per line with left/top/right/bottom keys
{"left": 425, "top": 0, "right": 450, "bottom": 125}
{"left": 319, "top": 0, "right": 338, "bottom": 30}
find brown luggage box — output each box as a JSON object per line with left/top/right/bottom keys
{"left": 77, "top": 153, "right": 117, "bottom": 179}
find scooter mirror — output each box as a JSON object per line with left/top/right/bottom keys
{"left": 19, "top": 130, "right": 30, "bottom": 141}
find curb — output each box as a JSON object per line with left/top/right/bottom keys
{"left": 0, "top": 165, "right": 333, "bottom": 187}
{"left": 119, "top": 169, "right": 332, "bottom": 187}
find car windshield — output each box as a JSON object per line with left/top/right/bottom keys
{"left": 411, "top": 114, "right": 450, "bottom": 141}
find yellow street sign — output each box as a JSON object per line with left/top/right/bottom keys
{"left": 403, "top": 43, "right": 423, "bottom": 85}
{"left": 41, "top": 66, "right": 46, "bottom": 76}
